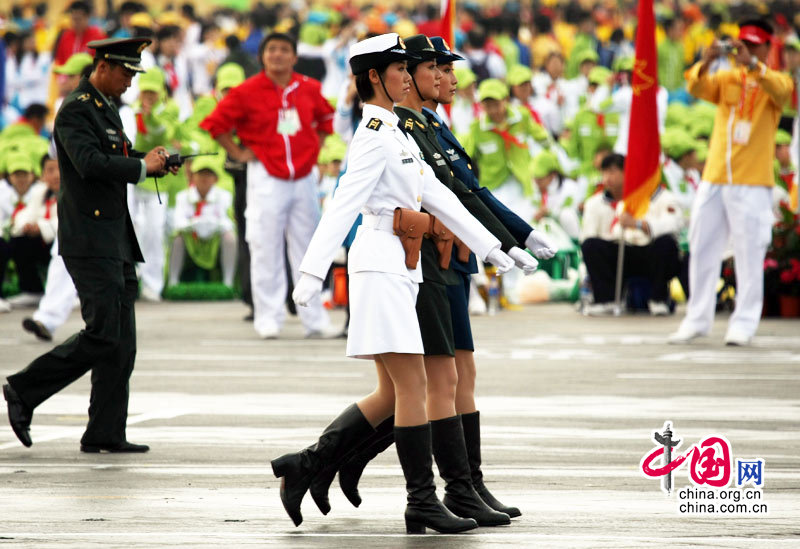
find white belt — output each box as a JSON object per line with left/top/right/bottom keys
{"left": 360, "top": 213, "right": 395, "bottom": 233}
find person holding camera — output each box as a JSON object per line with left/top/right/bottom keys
{"left": 4, "top": 38, "right": 179, "bottom": 452}
{"left": 669, "top": 20, "right": 793, "bottom": 346}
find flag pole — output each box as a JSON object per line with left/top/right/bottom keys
{"left": 613, "top": 231, "right": 625, "bottom": 316}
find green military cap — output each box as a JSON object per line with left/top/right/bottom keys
{"left": 215, "top": 63, "right": 246, "bottom": 92}
{"left": 53, "top": 52, "right": 93, "bottom": 75}
{"left": 87, "top": 37, "right": 152, "bottom": 73}
{"left": 6, "top": 150, "right": 34, "bottom": 174}
{"left": 477, "top": 78, "right": 509, "bottom": 101}
{"left": 455, "top": 66, "right": 477, "bottom": 89}
{"left": 613, "top": 56, "right": 634, "bottom": 72}
{"left": 506, "top": 64, "right": 533, "bottom": 87}
{"left": 138, "top": 68, "right": 166, "bottom": 93}
{"left": 575, "top": 49, "right": 599, "bottom": 65}
{"left": 191, "top": 156, "right": 223, "bottom": 180}
{"left": 776, "top": 129, "right": 792, "bottom": 146}
{"left": 588, "top": 65, "right": 612, "bottom": 85}
{"left": 532, "top": 150, "right": 562, "bottom": 179}
{"left": 403, "top": 34, "right": 439, "bottom": 68}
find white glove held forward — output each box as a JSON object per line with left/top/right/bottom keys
{"left": 292, "top": 273, "right": 323, "bottom": 307}
{"left": 507, "top": 246, "right": 539, "bottom": 274}
{"left": 484, "top": 248, "right": 515, "bottom": 274}
{"left": 525, "top": 230, "right": 558, "bottom": 259}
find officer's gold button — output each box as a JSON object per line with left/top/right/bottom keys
{"left": 112, "top": 144, "right": 116, "bottom": 149}
{"left": 467, "top": 163, "right": 472, "bottom": 169}
{"left": 94, "top": 210, "right": 100, "bottom": 217}
{"left": 419, "top": 169, "right": 424, "bottom": 175}
{"left": 417, "top": 195, "right": 422, "bottom": 202}
{"left": 449, "top": 170, "right": 454, "bottom": 176}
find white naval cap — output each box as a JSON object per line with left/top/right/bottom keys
{"left": 348, "top": 32, "right": 420, "bottom": 75}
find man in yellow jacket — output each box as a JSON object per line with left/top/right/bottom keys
{"left": 669, "top": 19, "right": 793, "bottom": 346}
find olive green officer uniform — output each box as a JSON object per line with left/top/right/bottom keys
{"left": 395, "top": 105, "right": 517, "bottom": 356}
{"left": 6, "top": 38, "right": 152, "bottom": 449}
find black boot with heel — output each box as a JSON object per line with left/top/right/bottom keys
{"left": 310, "top": 415, "right": 394, "bottom": 513}
{"left": 462, "top": 411, "right": 521, "bottom": 517}
{"left": 395, "top": 423, "right": 478, "bottom": 534}
{"left": 431, "top": 415, "right": 511, "bottom": 526}
{"left": 271, "top": 403, "right": 374, "bottom": 526}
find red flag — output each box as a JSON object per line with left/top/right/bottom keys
{"left": 439, "top": 0, "right": 455, "bottom": 49}
{"left": 623, "top": 0, "right": 660, "bottom": 219}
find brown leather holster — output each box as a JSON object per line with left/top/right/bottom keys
{"left": 393, "top": 208, "right": 431, "bottom": 269}
{"left": 454, "top": 237, "right": 471, "bottom": 263}
{"left": 428, "top": 216, "right": 456, "bottom": 269}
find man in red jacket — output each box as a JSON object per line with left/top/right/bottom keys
{"left": 201, "top": 33, "right": 335, "bottom": 338}
{"left": 53, "top": 1, "right": 107, "bottom": 66}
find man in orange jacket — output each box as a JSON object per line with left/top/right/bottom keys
{"left": 669, "top": 19, "right": 793, "bottom": 346}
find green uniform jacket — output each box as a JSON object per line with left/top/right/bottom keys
{"left": 54, "top": 77, "right": 145, "bottom": 262}
{"left": 395, "top": 106, "right": 518, "bottom": 285}
{"left": 462, "top": 105, "right": 549, "bottom": 196}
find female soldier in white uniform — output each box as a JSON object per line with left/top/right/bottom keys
{"left": 270, "top": 33, "right": 514, "bottom": 534}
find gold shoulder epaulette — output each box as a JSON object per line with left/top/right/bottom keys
{"left": 366, "top": 118, "right": 383, "bottom": 131}
{"left": 404, "top": 118, "right": 414, "bottom": 131}
{"left": 77, "top": 93, "right": 91, "bottom": 102}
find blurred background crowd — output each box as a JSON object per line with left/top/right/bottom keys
{"left": 1, "top": 0, "right": 799, "bottom": 334}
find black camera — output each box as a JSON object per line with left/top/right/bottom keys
{"left": 718, "top": 39, "right": 736, "bottom": 55}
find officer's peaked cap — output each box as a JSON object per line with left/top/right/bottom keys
{"left": 349, "top": 33, "right": 420, "bottom": 75}
{"left": 88, "top": 37, "right": 152, "bottom": 73}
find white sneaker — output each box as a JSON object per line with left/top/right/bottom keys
{"left": 256, "top": 325, "right": 280, "bottom": 339}
{"left": 7, "top": 292, "right": 43, "bottom": 308}
{"left": 304, "top": 326, "right": 341, "bottom": 339}
{"left": 585, "top": 302, "right": 616, "bottom": 316}
{"left": 0, "top": 298, "right": 11, "bottom": 313}
{"left": 724, "top": 328, "right": 752, "bottom": 347}
{"left": 648, "top": 300, "right": 670, "bottom": 316}
{"left": 140, "top": 287, "right": 162, "bottom": 303}
{"left": 667, "top": 326, "right": 705, "bottom": 344}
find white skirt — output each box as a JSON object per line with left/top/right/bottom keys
{"left": 346, "top": 271, "right": 424, "bottom": 359}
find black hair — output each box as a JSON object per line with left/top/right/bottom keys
{"left": 156, "top": 25, "right": 182, "bottom": 42}
{"left": 467, "top": 27, "right": 487, "bottom": 49}
{"left": 23, "top": 103, "right": 49, "bottom": 120}
{"left": 80, "top": 62, "right": 94, "bottom": 79}
{"left": 35, "top": 3, "right": 48, "bottom": 17}
{"left": 258, "top": 32, "right": 298, "bottom": 64}
{"left": 533, "top": 14, "right": 553, "bottom": 34}
{"left": 40, "top": 153, "right": 56, "bottom": 171}
{"left": 355, "top": 71, "right": 377, "bottom": 102}
{"left": 68, "top": 1, "right": 91, "bottom": 14}
{"left": 601, "top": 153, "right": 625, "bottom": 171}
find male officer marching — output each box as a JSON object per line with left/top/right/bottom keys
{"left": 3, "top": 38, "right": 178, "bottom": 453}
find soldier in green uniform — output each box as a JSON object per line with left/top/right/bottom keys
{"left": 3, "top": 38, "right": 178, "bottom": 453}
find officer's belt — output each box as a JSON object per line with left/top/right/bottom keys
{"left": 360, "top": 213, "right": 396, "bottom": 233}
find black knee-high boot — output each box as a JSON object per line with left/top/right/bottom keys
{"left": 461, "top": 411, "right": 521, "bottom": 517}
{"left": 395, "top": 423, "right": 478, "bottom": 534}
{"left": 271, "top": 403, "right": 374, "bottom": 526}
{"left": 310, "top": 415, "right": 394, "bottom": 513}
{"left": 431, "top": 415, "right": 511, "bottom": 525}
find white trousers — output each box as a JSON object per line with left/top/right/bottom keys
{"left": 128, "top": 185, "right": 167, "bottom": 295}
{"left": 678, "top": 182, "right": 773, "bottom": 337}
{"left": 33, "top": 241, "right": 77, "bottom": 334}
{"left": 245, "top": 162, "right": 329, "bottom": 335}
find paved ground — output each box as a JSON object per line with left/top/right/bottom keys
{"left": 1, "top": 300, "right": 798, "bottom": 548}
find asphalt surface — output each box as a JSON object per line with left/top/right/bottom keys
{"left": 1, "top": 300, "right": 798, "bottom": 548}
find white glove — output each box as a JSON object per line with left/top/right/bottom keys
{"left": 292, "top": 273, "right": 323, "bottom": 307}
{"left": 507, "top": 246, "right": 539, "bottom": 275}
{"left": 525, "top": 230, "right": 558, "bottom": 259}
{"left": 484, "top": 248, "right": 515, "bottom": 274}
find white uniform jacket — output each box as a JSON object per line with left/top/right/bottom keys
{"left": 5, "top": 182, "right": 56, "bottom": 242}
{"left": 299, "top": 103, "right": 501, "bottom": 282}
{"left": 173, "top": 185, "right": 234, "bottom": 240}
{"left": 580, "top": 186, "right": 684, "bottom": 246}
